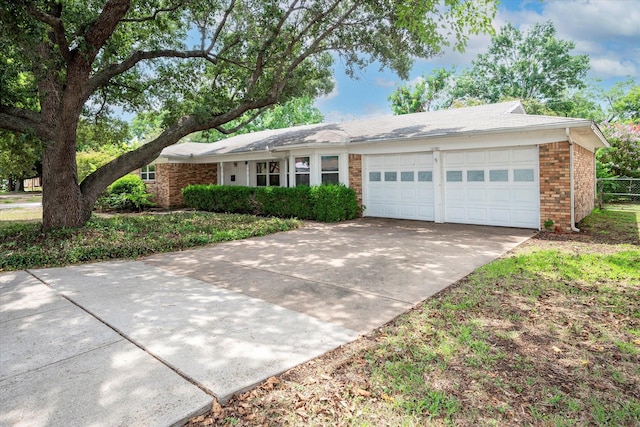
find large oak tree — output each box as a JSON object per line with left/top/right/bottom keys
{"left": 0, "top": 0, "right": 495, "bottom": 229}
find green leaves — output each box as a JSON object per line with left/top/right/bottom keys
{"left": 453, "top": 21, "right": 590, "bottom": 111}
{"left": 388, "top": 68, "right": 455, "bottom": 114}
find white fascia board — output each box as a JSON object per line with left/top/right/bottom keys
{"left": 348, "top": 121, "right": 595, "bottom": 150}
{"left": 349, "top": 128, "right": 570, "bottom": 155}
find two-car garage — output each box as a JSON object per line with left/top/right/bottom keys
{"left": 363, "top": 147, "right": 539, "bottom": 229}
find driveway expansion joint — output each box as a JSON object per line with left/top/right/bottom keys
{"left": 26, "top": 269, "right": 217, "bottom": 398}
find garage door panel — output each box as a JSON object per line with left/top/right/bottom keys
{"left": 446, "top": 187, "right": 465, "bottom": 201}
{"left": 364, "top": 153, "right": 434, "bottom": 221}
{"left": 445, "top": 206, "right": 465, "bottom": 221}
{"left": 368, "top": 186, "right": 384, "bottom": 200}
{"left": 512, "top": 210, "right": 538, "bottom": 226}
{"left": 467, "top": 208, "right": 488, "bottom": 222}
{"left": 400, "top": 187, "right": 417, "bottom": 198}
{"left": 489, "top": 209, "right": 511, "bottom": 223}
{"left": 419, "top": 206, "right": 434, "bottom": 218}
{"left": 445, "top": 152, "right": 464, "bottom": 165}
{"left": 416, "top": 188, "right": 434, "bottom": 199}
{"left": 513, "top": 147, "right": 537, "bottom": 162}
{"left": 467, "top": 188, "right": 487, "bottom": 202}
{"left": 489, "top": 189, "right": 511, "bottom": 202}
{"left": 415, "top": 153, "right": 433, "bottom": 167}
{"left": 444, "top": 147, "right": 538, "bottom": 229}
{"left": 466, "top": 150, "right": 487, "bottom": 164}
{"left": 367, "top": 203, "right": 384, "bottom": 216}
{"left": 489, "top": 149, "right": 510, "bottom": 163}
{"left": 514, "top": 188, "right": 537, "bottom": 203}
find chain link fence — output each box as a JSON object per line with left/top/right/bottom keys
{"left": 597, "top": 178, "right": 640, "bottom": 208}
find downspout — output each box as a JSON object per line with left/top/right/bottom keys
{"left": 566, "top": 128, "right": 580, "bottom": 232}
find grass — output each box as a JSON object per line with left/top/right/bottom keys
{"left": 0, "top": 207, "right": 42, "bottom": 222}
{"left": 0, "top": 212, "right": 299, "bottom": 271}
{"left": 0, "top": 191, "right": 42, "bottom": 204}
{"left": 579, "top": 205, "right": 640, "bottom": 244}
{"left": 186, "top": 206, "right": 640, "bottom": 427}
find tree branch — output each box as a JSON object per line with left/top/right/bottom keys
{"left": 82, "top": 0, "right": 131, "bottom": 64}
{"left": 120, "top": 1, "right": 184, "bottom": 23}
{"left": 206, "top": 0, "right": 237, "bottom": 53}
{"left": 214, "top": 108, "right": 267, "bottom": 134}
{"left": 87, "top": 49, "right": 207, "bottom": 94}
{"left": 27, "top": 5, "right": 72, "bottom": 62}
{"left": 0, "top": 105, "right": 42, "bottom": 135}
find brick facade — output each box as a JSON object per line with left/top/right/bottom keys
{"left": 348, "top": 154, "right": 363, "bottom": 215}
{"left": 573, "top": 143, "right": 596, "bottom": 224}
{"left": 539, "top": 142, "right": 571, "bottom": 231}
{"left": 154, "top": 163, "right": 218, "bottom": 208}
{"left": 539, "top": 141, "right": 596, "bottom": 231}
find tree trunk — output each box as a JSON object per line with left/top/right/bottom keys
{"left": 16, "top": 179, "right": 25, "bottom": 192}
{"left": 41, "top": 131, "right": 90, "bottom": 230}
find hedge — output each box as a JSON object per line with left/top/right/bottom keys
{"left": 182, "top": 184, "right": 360, "bottom": 222}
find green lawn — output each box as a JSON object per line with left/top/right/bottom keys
{"left": 188, "top": 206, "right": 640, "bottom": 427}
{"left": 0, "top": 212, "right": 299, "bottom": 271}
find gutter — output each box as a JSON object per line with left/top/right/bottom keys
{"left": 566, "top": 128, "right": 580, "bottom": 232}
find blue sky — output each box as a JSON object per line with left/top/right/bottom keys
{"left": 315, "top": 0, "right": 640, "bottom": 123}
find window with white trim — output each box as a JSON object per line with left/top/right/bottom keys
{"left": 140, "top": 164, "right": 155, "bottom": 181}
{"left": 295, "top": 156, "right": 310, "bottom": 186}
{"left": 321, "top": 155, "right": 339, "bottom": 185}
{"left": 257, "top": 161, "right": 281, "bottom": 186}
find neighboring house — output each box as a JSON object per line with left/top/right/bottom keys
{"left": 148, "top": 101, "right": 608, "bottom": 231}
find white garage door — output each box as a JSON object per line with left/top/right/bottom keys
{"left": 443, "top": 147, "right": 539, "bottom": 228}
{"left": 365, "top": 153, "right": 434, "bottom": 220}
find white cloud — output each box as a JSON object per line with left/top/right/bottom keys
{"left": 590, "top": 57, "right": 638, "bottom": 79}
{"left": 374, "top": 77, "right": 397, "bottom": 88}
{"left": 315, "top": 78, "right": 339, "bottom": 104}
{"left": 322, "top": 110, "right": 358, "bottom": 124}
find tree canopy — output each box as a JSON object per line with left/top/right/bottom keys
{"left": 388, "top": 68, "right": 454, "bottom": 114}
{"left": 0, "top": 0, "right": 496, "bottom": 229}
{"left": 452, "top": 21, "right": 590, "bottom": 109}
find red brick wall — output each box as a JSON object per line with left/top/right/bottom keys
{"left": 348, "top": 154, "right": 363, "bottom": 215}
{"left": 154, "top": 163, "right": 218, "bottom": 208}
{"left": 573, "top": 144, "right": 596, "bottom": 224}
{"left": 539, "top": 142, "right": 572, "bottom": 231}
{"left": 539, "top": 141, "right": 596, "bottom": 231}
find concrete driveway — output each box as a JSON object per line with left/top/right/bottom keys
{"left": 0, "top": 219, "right": 534, "bottom": 427}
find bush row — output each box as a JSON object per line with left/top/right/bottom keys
{"left": 182, "top": 184, "right": 360, "bottom": 222}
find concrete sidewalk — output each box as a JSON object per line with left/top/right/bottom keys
{"left": 0, "top": 219, "right": 534, "bottom": 426}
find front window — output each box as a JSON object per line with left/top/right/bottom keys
{"left": 140, "top": 164, "right": 155, "bottom": 181}
{"left": 257, "top": 161, "right": 280, "bottom": 186}
{"left": 295, "top": 157, "right": 310, "bottom": 186}
{"left": 321, "top": 155, "right": 339, "bottom": 185}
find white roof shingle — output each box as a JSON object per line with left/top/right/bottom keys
{"left": 160, "top": 101, "right": 605, "bottom": 159}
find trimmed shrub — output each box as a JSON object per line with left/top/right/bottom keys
{"left": 255, "top": 186, "right": 314, "bottom": 219}
{"left": 182, "top": 184, "right": 358, "bottom": 222}
{"left": 98, "top": 174, "right": 155, "bottom": 211}
{"left": 110, "top": 174, "right": 147, "bottom": 195}
{"left": 311, "top": 184, "right": 359, "bottom": 222}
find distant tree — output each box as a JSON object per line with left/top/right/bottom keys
{"left": 388, "top": 68, "right": 454, "bottom": 114}
{"left": 597, "top": 123, "right": 640, "bottom": 178}
{"left": 611, "top": 84, "right": 639, "bottom": 124}
{"left": 76, "top": 118, "right": 131, "bottom": 153}
{"left": 0, "top": 0, "right": 496, "bottom": 229}
{"left": 452, "top": 22, "right": 590, "bottom": 113}
{"left": 0, "top": 131, "right": 41, "bottom": 191}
